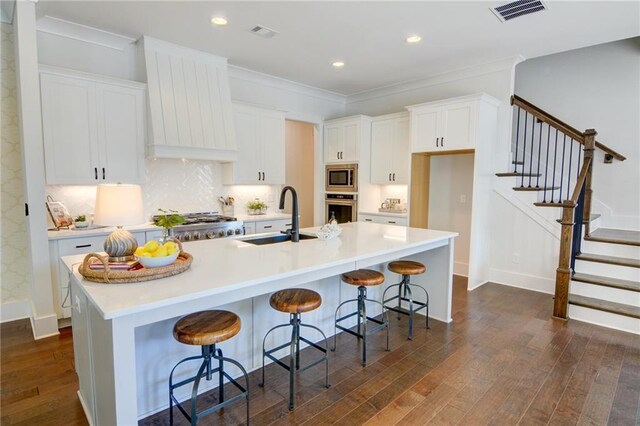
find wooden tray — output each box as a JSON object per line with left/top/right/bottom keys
{"left": 79, "top": 249, "right": 193, "bottom": 284}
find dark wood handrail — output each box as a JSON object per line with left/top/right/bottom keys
{"left": 511, "top": 95, "right": 626, "bottom": 161}
{"left": 570, "top": 157, "right": 592, "bottom": 202}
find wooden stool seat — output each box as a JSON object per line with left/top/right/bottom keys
{"left": 388, "top": 260, "right": 426, "bottom": 275}
{"left": 173, "top": 310, "right": 241, "bottom": 346}
{"left": 270, "top": 288, "right": 322, "bottom": 314}
{"left": 341, "top": 269, "right": 385, "bottom": 287}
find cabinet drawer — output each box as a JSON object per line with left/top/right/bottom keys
{"left": 255, "top": 219, "right": 292, "bottom": 233}
{"left": 243, "top": 222, "right": 256, "bottom": 235}
{"left": 359, "top": 215, "right": 407, "bottom": 226}
{"left": 58, "top": 236, "right": 107, "bottom": 256}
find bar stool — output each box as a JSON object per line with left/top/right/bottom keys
{"left": 259, "top": 288, "right": 330, "bottom": 410}
{"left": 333, "top": 269, "right": 389, "bottom": 366}
{"left": 382, "top": 260, "right": 429, "bottom": 340}
{"left": 169, "top": 310, "right": 249, "bottom": 425}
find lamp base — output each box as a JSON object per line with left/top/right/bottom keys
{"left": 104, "top": 227, "right": 138, "bottom": 263}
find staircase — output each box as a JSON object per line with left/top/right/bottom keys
{"left": 497, "top": 95, "right": 639, "bottom": 329}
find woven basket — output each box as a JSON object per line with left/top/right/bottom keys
{"left": 78, "top": 239, "right": 193, "bottom": 284}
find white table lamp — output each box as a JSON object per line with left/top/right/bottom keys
{"left": 94, "top": 184, "right": 145, "bottom": 262}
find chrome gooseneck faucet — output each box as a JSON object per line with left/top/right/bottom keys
{"left": 279, "top": 186, "right": 299, "bottom": 242}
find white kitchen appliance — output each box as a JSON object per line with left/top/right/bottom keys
{"left": 153, "top": 212, "right": 244, "bottom": 242}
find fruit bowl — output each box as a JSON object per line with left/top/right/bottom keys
{"left": 136, "top": 251, "right": 180, "bottom": 268}
{"left": 135, "top": 239, "right": 181, "bottom": 268}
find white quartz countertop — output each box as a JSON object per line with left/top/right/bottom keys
{"left": 48, "top": 214, "right": 294, "bottom": 240}
{"left": 63, "top": 222, "right": 457, "bottom": 320}
{"left": 48, "top": 223, "right": 160, "bottom": 240}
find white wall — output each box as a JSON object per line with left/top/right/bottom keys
{"left": 515, "top": 37, "right": 640, "bottom": 228}
{"left": 428, "top": 154, "right": 474, "bottom": 276}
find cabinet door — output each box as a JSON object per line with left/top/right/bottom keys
{"left": 324, "top": 124, "right": 343, "bottom": 162}
{"left": 391, "top": 116, "right": 411, "bottom": 183}
{"left": 411, "top": 107, "right": 440, "bottom": 153}
{"left": 259, "top": 111, "right": 285, "bottom": 184}
{"left": 41, "top": 73, "right": 100, "bottom": 184}
{"left": 370, "top": 120, "right": 394, "bottom": 184}
{"left": 95, "top": 83, "right": 145, "bottom": 184}
{"left": 441, "top": 101, "right": 476, "bottom": 150}
{"left": 256, "top": 219, "right": 291, "bottom": 233}
{"left": 341, "top": 122, "right": 360, "bottom": 162}
{"left": 231, "top": 107, "right": 261, "bottom": 184}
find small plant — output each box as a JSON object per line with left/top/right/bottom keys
{"left": 153, "top": 208, "right": 185, "bottom": 229}
{"left": 74, "top": 215, "right": 87, "bottom": 222}
{"left": 246, "top": 199, "right": 267, "bottom": 210}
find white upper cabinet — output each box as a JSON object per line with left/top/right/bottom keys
{"left": 142, "top": 36, "right": 236, "bottom": 161}
{"left": 40, "top": 67, "right": 145, "bottom": 185}
{"left": 323, "top": 116, "right": 371, "bottom": 163}
{"left": 407, "top": 94, "right": 499, "bottom": 153}
{"left": 370, "top": 113, "right": 410, "bottom": 184}
{"left": 222, "top": 104, "right": 285, "bottom": 185}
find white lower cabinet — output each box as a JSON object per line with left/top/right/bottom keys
{"left": 50, "top": 232, "right": 145, "bottom": 319}
{"left": 359, "top": 214, "right": 407, "bottom": 226}
{"left": 255, "top": 219, "right": 292, "bottom": 233}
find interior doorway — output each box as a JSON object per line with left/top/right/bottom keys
{"left": 410, "top": 151, "right": 475, "bottom": 277}
{"left": 284, "top": 120, "right": 315, "bottom": 228}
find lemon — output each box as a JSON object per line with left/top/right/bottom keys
{"left": 153, "top": 247, "right": 168, "bottom": 258}
{"left": 163, "top": 241, "right": 177, "bottom": 250}
{"left": 134, "top": 247, "right": 146, "bottom": 256}
{"left": 144, "top": 240, "right": 159, "bottom": 253}
{"left": 167, "top": 247, "right": 178, "bottom": 255}
{"left": 138, "top": 251, "right": 152, "bottom": 258}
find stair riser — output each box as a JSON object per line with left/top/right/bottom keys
{"left": 570, "top": 281, "right": 640, "bottom": 306}
{"left": 568, "top": 305, "right": 640, "bottom": 335}
{"left": 575, "top": 260, "right": 640, "bottom": 282}
{"left": 580, "top": 240, "right": 640, "bottom": 259}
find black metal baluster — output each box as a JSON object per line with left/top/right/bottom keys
{"left": 513, "top": 107, "right": 521, "bottom": 173}
{"left": 536, "top": 121, "right": 543, "bottom": 187}
{"left": 528, "top": 117, "right": 535, "bottom": 187}
{"left": 566, "top": 138, "right": 574, "bottom": 201}
{"left": 550, "top": 129, "right": 559, "bottom": 203}
{"left": 576, "top": 143, "right": 582, "bottom": 188}
{"left": 571, "top": 184, "right": 586, "bottom": 272}
{"left": 559, "top": 134, "right": 567, "bottom": 203}
{"left": 543, "top": 125, "right": 551, "bottom": 202}
{"left": 521, "top": 113, "right": 528, "bottom": 187}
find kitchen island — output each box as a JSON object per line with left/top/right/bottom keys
{"left": 62, "top": 222, "right": 457, "bottom": 424}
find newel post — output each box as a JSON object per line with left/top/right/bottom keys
{"left": 554, "top": 202, "right": 576, "bottom": 319}
{"left": 582, "top": 129, "right": 596, "bottom": 234}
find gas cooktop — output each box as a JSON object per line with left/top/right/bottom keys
{"left": 155, "top": 212, "right": 244, "bottom": 241}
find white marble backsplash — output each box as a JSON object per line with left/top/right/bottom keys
{"left": 46, "top": 158, "right": 282, "bottom": 220}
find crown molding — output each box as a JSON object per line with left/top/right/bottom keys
{"left": 228, "top": 64, "right": 346, "bottom": 106}
{"left": 36, "top": 15, "right": 136, "bottom": 51}
{"left": 346, "top": 55, "right": 526, "bottom": 105}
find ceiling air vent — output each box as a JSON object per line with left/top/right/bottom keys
{"left": 250, "top": 25, "right": 279, "bottom": 39}
{"left": 491, "top": 0, "right": 547, "bottom": 22}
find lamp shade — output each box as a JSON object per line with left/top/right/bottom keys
{"left": 93, "top": 184, "right": 145, "bottom": 226}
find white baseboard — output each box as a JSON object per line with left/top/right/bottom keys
{"left": 488, "top": 268, "right": 555, "bottom": 295}
{"left": 77, "top": 391, "right": 94, "bottom": 426}
{"left": 31, "top": 313, "right": 60, "bottom": 339}
{"left": 0, "top": 300, "right": 32, "bottom": 323}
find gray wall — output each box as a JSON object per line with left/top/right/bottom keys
{"left": 515, "top": 37, "right": 640, "bottom": 222}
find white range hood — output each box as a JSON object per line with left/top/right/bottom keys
{"left": 140, "top": 36, "right": 237, "bottom": 161}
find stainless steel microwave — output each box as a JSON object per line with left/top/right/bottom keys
{"left": 325, "top": 163, "right": 358, "bottom": 192}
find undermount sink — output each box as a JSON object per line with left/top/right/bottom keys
{"left": 240, "top": 233, "right": 317, "bottom": 245}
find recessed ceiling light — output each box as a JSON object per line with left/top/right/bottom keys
{"left": 332, "top": 61, "right": 345, "bottom": 68}
{"left": 211, "top": 16, "right": 228, "bottom": 26}
{"left": 405, "top": 35, "right": 422, "bottom": 44}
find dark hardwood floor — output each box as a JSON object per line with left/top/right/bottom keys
{"left": 2, "top": 277, "right": 639, "bottom": 425}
